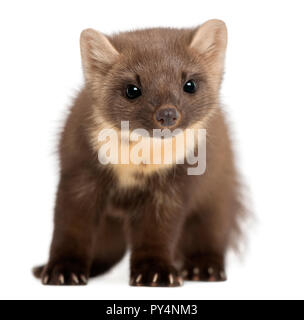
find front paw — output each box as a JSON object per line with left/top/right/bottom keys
{"left": 40, "top": 260, "right": 89, "bottom": 286}
{"left": 130, "top": 261, "right": 183, "bottom": 287}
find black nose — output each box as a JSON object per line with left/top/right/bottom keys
{"left": 155, "top": 107, "right": 180, "bottom": 128}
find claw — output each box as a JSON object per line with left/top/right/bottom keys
{"left": 220, "top": 271, "right": 226, "bottom": 280}
{"left": 178, "top": 277, "right": 184, "bottom": 286}
{"left": 71, "top": 273, "right": 79, "bottom": 285}
{"left": 193, "top": 267, "right": 200, "bottom": 275}
{"left": 136, "top": 274, "right": 142, "bottom": 284}
{"left": 58, "top": 274, "right": 65, "bottom": 285}
{"left": 80, "top": 274, "right": 88, "bottom": 284}
{"left": 208, "top": 267, "right": 214, "bottom": 275}
{"left": 152, "top": 273, "right": 159, "bottom": 284}
{"left": 42, "top": 275, "right": 49, "bottom": 285}
{"left": 192, "top": 267, "right": 200, "bottom": 280}
{"left": 182, "top": 270, "right": 188, "bottom": 278}
{"left": 169, "top": 274, "right": 174, "bottom": 285}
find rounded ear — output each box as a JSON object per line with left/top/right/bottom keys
{"left": 80, "top": 28, "right": 119, "bottom": 82}
{"left": 190, "top": 19, "right": 227, "bottom": 75}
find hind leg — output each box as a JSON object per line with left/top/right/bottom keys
{"left": 90, "top": 212, "right": 127, "bottom": 277}
{"left": 180, "top": 204, "right": 235, "bottom": 282}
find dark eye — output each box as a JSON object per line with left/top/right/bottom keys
{"left": 126, "top": 84, "right": 142, "bottom": 99}
{"left": 183, "top": 80, "right": 196, "bottom": 94}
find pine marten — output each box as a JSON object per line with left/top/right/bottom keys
{"left": 33, "top": 19, "right": 244, "bottom": 287}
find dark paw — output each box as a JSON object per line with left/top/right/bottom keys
{"left": 182, "top": 254, "right": 227, "bottom": 282}
{"left": 130, "top": 261, "right": 183, "bottom": 287}
{"left": 36, "top": 261, "right": 89, "bottom": 286}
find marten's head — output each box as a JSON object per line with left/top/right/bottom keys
{"left": 80, "top": 20, "right": 227, "bottom": 181}
{"left": 80, "top": 20, "right": 227, "bottom": 134}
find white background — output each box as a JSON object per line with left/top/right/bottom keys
{"left": 0, "top": 0, "right": 303, "bottom": 300}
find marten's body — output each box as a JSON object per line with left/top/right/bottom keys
{"left": 34, "top": 20, "right": 244, "bottom": 286}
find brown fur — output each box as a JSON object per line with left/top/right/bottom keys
{"left": 33, "top": 20, "right": 245, "bottom": 286}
